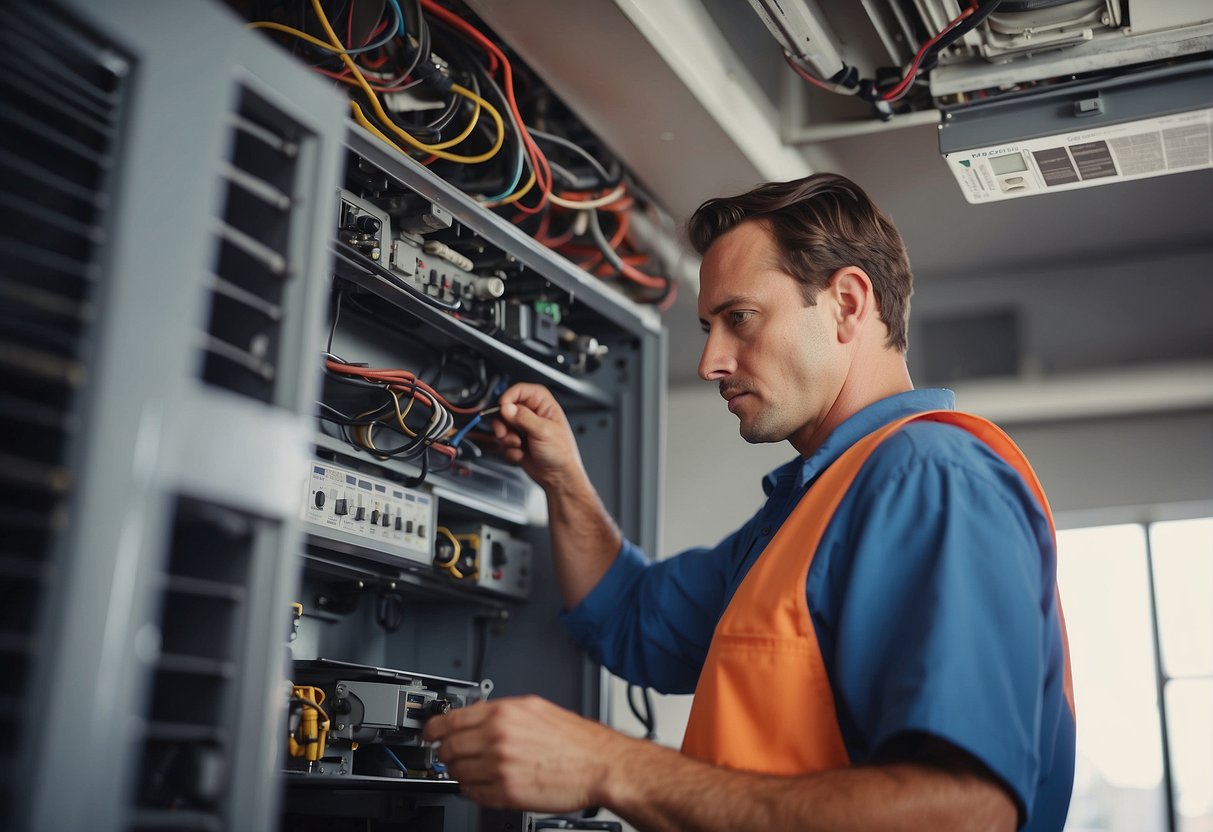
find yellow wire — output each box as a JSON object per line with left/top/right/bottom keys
{"left": 325, "top": 74, "right": 483, "bottom": 152}
{"left": 247, "top": 20, "right": 353, "bottom": 53}
{"left": 388, "top": 388, "right": 418, "bottom": 437}
{"left": 309, "top": 0, "right": 505, "bottom": 164}
{"left": 435, "top": 526, "right": 464, "bottom": 579}
{"left": 453, "top": 534, "right": 481, "bottom": 578}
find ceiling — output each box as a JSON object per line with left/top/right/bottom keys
{"left": 464, "top": 0, "right": 1213, "bottom": 401}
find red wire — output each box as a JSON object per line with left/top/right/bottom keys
{"left": 783, "top": 52, "right": 840, "bottom": 93}
{"left": 883, "top": 3, "right": 976, "bottom": 101}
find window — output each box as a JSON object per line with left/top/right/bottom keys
{"left": 1058, "top": 518, "right": 1213, "bottom": 832}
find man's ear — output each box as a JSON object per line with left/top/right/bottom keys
{"left": 827, "top": 267, "right": 876, "bottom": 344}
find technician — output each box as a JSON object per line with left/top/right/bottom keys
{"left": 424, "top": 173, "right": 1076, "bottom": 831}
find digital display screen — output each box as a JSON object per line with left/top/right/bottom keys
{"left": 989, "top": 152, "right": 1028, "bottom": 175}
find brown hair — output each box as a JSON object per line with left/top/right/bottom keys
{"left": 687, "top": 173, "right": 913, "bottom": 352}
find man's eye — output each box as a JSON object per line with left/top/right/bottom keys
{"left": 730, "top": 311, "right": 753, "bottom": 326}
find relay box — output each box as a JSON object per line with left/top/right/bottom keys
{"left": 303, "top": 460, "right": 435, "bottom": 568}
{"left": 446, "top": 523, "right": 532, "bottom": 600}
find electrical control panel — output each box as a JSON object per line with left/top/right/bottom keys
{"left": 303, "top": 459, "right": 435, "bottom": 568}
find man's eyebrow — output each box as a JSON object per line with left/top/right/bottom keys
{"left": 700, "top": 295, "right": 760, "bottom": 328}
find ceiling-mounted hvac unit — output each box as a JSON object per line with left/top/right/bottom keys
{"left": 749, "top": 0, "right": 1213, "bottom": 200}
{"left": 938, "top": 57, "right": 1212, "bottom": 203}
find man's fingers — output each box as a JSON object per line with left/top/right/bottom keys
{"left": 423, "top": 700, "right": 491, "bottom": 743}
{"left": 500, "top": 402, "right": 551, "bottom": 438}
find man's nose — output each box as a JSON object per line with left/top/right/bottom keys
{"left": 698, "top": 331, "right": 735, "bottom": 381}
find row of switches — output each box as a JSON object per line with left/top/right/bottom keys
{"left": 314, "top": 490, "right": 425, "bottom": 532}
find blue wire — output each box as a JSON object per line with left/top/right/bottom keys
{"left": 388, "top": 0, "right": 406, "bottom": 36}
{"left": 383, "top": 745, "right": 409, "bottom": 775}
{"left": 342, "top": 0, "right": 402, "bottom": 55}
{"left": 450, "top": 413, "right": 482, "bottom": 449}
{"left": 482, "top": 142, "right": 526, "bottom": 203}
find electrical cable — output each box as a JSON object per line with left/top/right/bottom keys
{"left": 917, "top": 0, "right": 1002, "bottom": 75}
{"left": 528, "top": 128, "right": 617, "bottom": 186}
{"left": 586, "top": 208, "right": 669, "bottom": 292}
{"left": 419, "top": 0, "right": 553, "bottom": 211}
{"left": 626, "top": 684, "right": 657, "bottom": 741}
{"left": 291, "top": 693, "right": 331, "bottom": 730}
{"left": 472, "top": 615, "right": 490, "bottom": 681}
{"left": 454, "top": 40, "right": 528, "bottom": 203}
{"left": 881, "top": 4, "right": 976, "bottom": 101}
{"left": 327, "top": 284, "right": 344, "bottom": 355}
{"left": 310, "top": 0, "right": 506, "bottom": 164}
{"left": 382, "top": 745, "right": 410, "bottom": 774}
{"left": 434, "top": 526, "right": 463, "bottom": 578}
{"left": 782, "top": 51, "right": 859, "bottom": 95}
{"left": 547, "top": 185, "right": 628, "bottom": 211}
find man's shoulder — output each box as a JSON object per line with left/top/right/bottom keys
{"left": 858, "top": 418, "right": 1021, "bottom": 488}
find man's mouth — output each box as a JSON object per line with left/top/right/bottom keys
{"left": 721, "top": 386, "right": 751, "bottom": 413}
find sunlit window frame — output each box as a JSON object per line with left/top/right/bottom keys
{"left": 1058, "top": 508, "right": 1213, "bottom": 832}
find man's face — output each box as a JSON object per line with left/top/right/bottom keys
{"left": 697, "top": 220, "right": 845, "bottom": 452}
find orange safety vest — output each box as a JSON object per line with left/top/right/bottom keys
{"left": 681, "top": 410, "right": 1075, "bottom": 774}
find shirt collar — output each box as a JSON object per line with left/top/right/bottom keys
{"left": 762, "top": 388, "right": 957, "bottom": 494}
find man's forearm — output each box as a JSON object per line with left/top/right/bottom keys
{"left": 599, "top": 734, "right": 1017, "bottom": 832}
{"left": 544, "top": 469, "right": 623, "bottom": 609}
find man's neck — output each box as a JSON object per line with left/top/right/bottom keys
{"left": 790, "top": 354, "right": 913, "bottom": 458}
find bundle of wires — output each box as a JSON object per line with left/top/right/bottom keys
{"left": 247, "top": 0, "right": 676, "bottom": 308}
{"left": 784, "top": 1, "right": 1002, "bottom": 109}
{"left": 320, "top": 356, "right": 497, "bottom": 484}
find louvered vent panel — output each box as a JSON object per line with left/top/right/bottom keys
{"left": 201, "top": 87, "right": 305, "bottom": 404}
{"left": 0, "top": 0, "right": 126, "bottom": 819}
{"left": 131, "top": 497, "right": 269, "bottom": 832}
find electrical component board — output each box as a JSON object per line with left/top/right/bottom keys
{"left": 289, "top": 659, "right": 490, "bottom": 779}
{"left": 303, "top": 459, "right": 436, "bottom": 568}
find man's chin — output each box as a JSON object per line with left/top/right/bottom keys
{"left": 738, "top": 421, "right": 785, "bottom": 445}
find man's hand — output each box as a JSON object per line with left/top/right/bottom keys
{"left": 423, "top": 695, "right": 627, "bottom": 812}
{"left": 493, "top": 383, "right": 586, "bottom": 493}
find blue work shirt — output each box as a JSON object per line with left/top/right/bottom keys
{"left": 564, "top": 388, "right": 1075, "bottom": 831}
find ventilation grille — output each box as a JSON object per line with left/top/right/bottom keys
{"left": 131, "top": 498, "right": 267, "bottom": 832}
{"left": 0, "top": 0, "right": 126, "bottom": 820}
{"left": 201, "top": 87, "right": 305, "bottom": 404}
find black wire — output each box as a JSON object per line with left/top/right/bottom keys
{"left": 429, "top": 28, "right": 532, "bottom": 195}
{"left": 919, "top": 0, "right": 1003, "bottom": 74}
{"left": 397, "top": 0, "right": 429, "bottom": 82}
{"left": 403, "top": 447, "right": 428, "bottom": 487}
{"left": 472, "top": 615, "right": 490, "bottom": 681}
{"left": 327, "top": 285, "right": 344, "bottom": 355}
{"left": 626, "top": 684, "right": 657, "bottom": 741}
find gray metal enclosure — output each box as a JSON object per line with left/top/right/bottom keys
{"left": 0, "top": 1, "right": 664, "bottom": 831}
